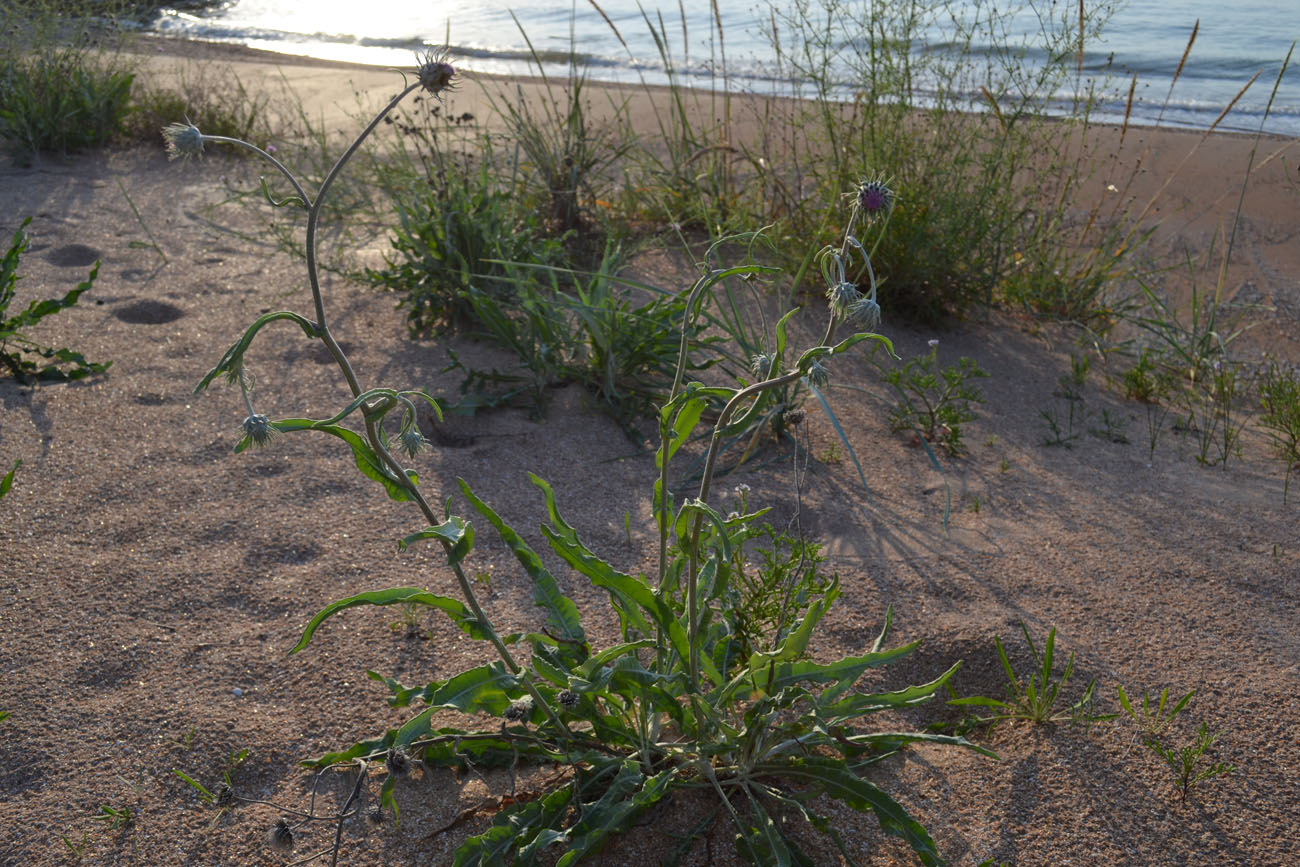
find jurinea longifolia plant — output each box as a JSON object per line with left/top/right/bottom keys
{"left": 167, "top": 52, "right": 988, "bottom": 865}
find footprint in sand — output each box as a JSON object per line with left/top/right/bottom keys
{"left": 44, "top": 244, "right": 100, "bottom": 267}
{"left": 114, "top": 299, "right": 186, "bottom": 324}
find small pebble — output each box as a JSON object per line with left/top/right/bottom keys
{"left": 232, "top": 687, "right": 244, "bottom": 698}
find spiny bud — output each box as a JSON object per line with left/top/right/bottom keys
{"left": 241, "top": 414, "right": 276, "bottom": 448}
{"left": 847, "top": 296, "right": 882, "bottom": 332}
{"left": 783, "top": 408, "right": 806, "bottom": 427}
{"left": 366, "top": 804, "right": 385, "bottom": 826}
{"left": 266, "top": 818, "right": 294, "bottom": 853}
{"left": 215, "top": 784, "right": 234, "bottom": 808}
{"left": 804, "top": 359, "right": 830, "bottom": 389}
{"left": 826, "top": 280, "right": 861, "bottom": 319}
{"left": 162, "top": 120, "right": 204, "bottom": 161}
{"left": 558, "top": 689, "right": 580, "bottom": 709}
{"left": 400, "top": 427, "right": 427, "bottom": 460}
{"left": 751, "top": 353, "right": 773, "bottom": 379}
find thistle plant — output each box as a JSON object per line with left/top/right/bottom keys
{"left": 170, "top": 57, "right": 988, "bottom": 865}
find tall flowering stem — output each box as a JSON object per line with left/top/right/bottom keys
{"left": 172, "top": 57, "right": 570, "bottom": 735}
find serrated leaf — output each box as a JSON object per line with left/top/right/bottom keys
{"left": 754, "top": 756, "right": 942, "bottom": 866}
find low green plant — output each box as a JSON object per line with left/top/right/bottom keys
{"left": 967, "top": 495, "right": 983, "bottom": 514}
{"left": 879, "top": 340, "right": 988, "bottom": 456}
{"left": 61, "top": 831, "right": 88, "bottom": 859}
{"left": 1148, "top": 722, "right": 1234, "bottom": 804}
{"left": 1121, "top": 349, "right": 1178, "bottom": 458}
{"left": 1117, "top": 684, "right": 1194, "bottom": 743}
{"left": 1182, "top": 360, "right": 1251, "bottom": 468}
{"left": 1088, "top": 408, "right": 1129, "bottom": 444}
{"left": 167, "top": 57, "right": 990, "bottom": 864}
{"left": 1041, "top": 364, "right": 1089, "bottom": 448}
{"left": 1, "top": 217, "right": 110, "bottom": 383}
{"left": 949, "top": 623, "right": 1115, "bottom": 731}
{"left": 94, "top": 804, "right": 133, "bottom": 832}
{"left": 124, "top": 62, "right": 273, "bottom": 149}
{"left": 1257, "top": 362, "right": 1300, "bottom": 503}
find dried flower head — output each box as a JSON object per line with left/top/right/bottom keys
{"left": 385, "top": 746, "right": 411, "bottom": 777}
{"left": 783, "top": 407, "right": 806, "bottom": 427}
{"left": 856, "top": 177, "right": 896, "bottom": 219}
{"left": 558, "top": 689, "right": 580, "bottom": 709}
{"left": 162, "top": 120, "right": 204, "bottom": 161}
{"left": 847, "top": 296, "right": 882, "bottom": 332}
{"left": 366, "top": 804, "right": 385, "bottom": 825}
{"left": 826, "top": 280, "right": 861, "bottom": 319}
{"left": 416, "top": 49, "right": 456, "bottom": 97}
{"left": 266, "top": 818, "right": 294, "bottom": 853}
{"left": 241, "top": 414, "right": 276, "bottom": 448}
{"left": 215, "top": 784, "right": 234, "bottom": 808}
{"left": 504, "top": 699, "right": 533, "bottom": 722}
{"left": 804, "top": 359, "right": 830, "bottom": 389}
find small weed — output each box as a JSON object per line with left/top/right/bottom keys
{"left": 998, "top": 456, "right": 1010, "bottom": 473}
{"left": 950, "top": 623, "right": 1116, "bottom": 730}
{"left": 984, "top": 435, "right": 998, "bottom": 447}
{"left": 1118, "top": 684, "right": 1194, "bottom": 743}
{"left": 388, "top": 600, "right": 426, "bottom": 638}
{"left": 1258, "top": 362, "right": 1300, "bottom": 503}
{"left": 61, "top": 832, "right": 89, "bottom": 859}
{"left": 94, "top": 804, "right": 133, "bottom": 832}
{"left": 1089, "top": 408, "right": 1130, "bottom": 444}
{"left": 880, "top": 340, "right": 988, "bottom": 456}
{"left": 818, "top": 442, "right": 843, "bottom": 465}
{"left": 1, "top": 218, "right": 111, "bottom": 384}
{"left": 1148, "top": 722, "right": 1234, "bottom": 804}
{"left": 1040, "top": 403, "right": 1084, "bottom": 448}
{"left": 967, "top": 495, "right": 983, "bottom": 514}
{"left": 1122, "top": 349, "right": 1178, "bottom": 459}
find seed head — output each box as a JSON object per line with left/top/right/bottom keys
{"left": 266, "top": 818, "right": 294, "bottom": 853}
{"left": 504, "top": 699, "right": 533, "bottom": 722}
{"left": 366, "top": 804, "right": 385, "bottom": 825}
{"left": 416, "top": 49, "right": 456, "bottom": 97}
{"left": 804, "top": 359, "right": 830, "bottom": 389}
{"left": 241, "top": 414, "right": 276, "bottom": 448}
{"left": 783, "top": 407, "right": 806, "bottom": 427}
{"left": 826, "top": 280, "right": 861, "bottom": 319}
{"left": 558, "top": 689, "right": 580, "bottom": 709}
{"left": 162, "top": 121, "right": 204, "bottom": 161}
{"left": 215, "top": 784, "right": 234, "bottom": 808}
{"left": 856, "top": 178, "right": 896, "bottom": 220}
{"left": 847, "top": 296, "right": 882, "bottom": 332}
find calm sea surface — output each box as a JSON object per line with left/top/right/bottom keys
{"left": 151, "top": 1, "right": 1300, "bottom": 136}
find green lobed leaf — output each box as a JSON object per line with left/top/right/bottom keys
{"left": 555, "top": 763, "right": 678, "bottom": 866}
{"left": 290, "top": 587, "right": 488, "bottom": 654}
{"left": 747, "top": 577, "right": 841, "bottom": 672}
{"left": 459, "top": 478, "right": 587, "bottom": 656}
{"left": 455, "top": 784, "right": 575, "bottom": 867}
{"left": 754, "top": 755, "right": 942, "bottom": 866}
{"left": 736, "top": 640, "right": 921, "bottom": 701}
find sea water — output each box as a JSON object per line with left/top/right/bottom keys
{"left": 150, "top": 0, "right": 1300, "bottom": 136}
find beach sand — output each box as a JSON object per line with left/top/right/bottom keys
{"left": 1, "top": 38, "right": 1299, "bottom": 866}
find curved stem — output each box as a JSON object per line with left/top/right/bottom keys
{"left": 201, "top": 136, "right": 314, "bottom": 208}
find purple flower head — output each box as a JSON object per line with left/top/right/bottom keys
{"left": 856, "top": 177, "right": 896, "bottom": 220}
{"left": 416, "top": 49, "right": 456, "bottom": 97}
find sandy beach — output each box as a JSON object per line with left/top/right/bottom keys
{"left": 1, "top": 38, "right": 1299, "bottom": 866}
